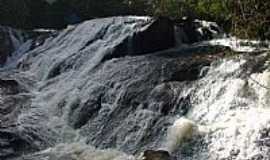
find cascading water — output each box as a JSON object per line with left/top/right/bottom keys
{"left": 0, "top": 25, "right": 54, "bottom": 69}
{"left": 0, "top": 25, "right": 30, "bottom": 66}
{"left": 0, "top": 16, "right": 270, "bottom": 160}
{"left": 164, "top": 55, "right": 270, "bottom": 160}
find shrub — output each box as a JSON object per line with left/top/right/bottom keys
{"left": 1, "top": 0, "right": 270, "bottom": 40}
{"left": 232, "top": 0, "right": 270, "bottom": 39}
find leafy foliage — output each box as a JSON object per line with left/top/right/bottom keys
{"left": 0, "top": 0, "right": 269, "bottom": 39}
{"left": 0, "top": 0, "right": 50, "bottom": 29}
{"left": 232, "top": 0, "right": 270, "bottom": 39}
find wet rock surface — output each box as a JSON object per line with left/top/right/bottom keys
{"left": 0, "top": 25, "right": 55, "bottom": 68}
{"left": 1, "top": 16, "right": 270, "bottom": 160}
{"left": 0, "top": 16, "right": 213, "bottom": 159}
{"left": 78, "top": 55, "right": 209, "bottom": 153}
{"left": 141, "top": 150, "right": 172, "bottom": 160}
{"left": 0, "top": 26, "right": 27, "bottom": 65}
{"left": 0, "top": 76, "right": 34, "bottom": 159}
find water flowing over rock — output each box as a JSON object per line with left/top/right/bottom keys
{"left": 0, "top": 25, "right": 55, "bottom": 68}
{"left": 0, "top": 26, "right": 30, "bottom": 66}
{"left": 0, "top": 16, "right": 270, "bottom": 160}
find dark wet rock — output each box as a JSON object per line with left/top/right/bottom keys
{"left": 103, "top": 17, "right": 175, "bottom": 60}
{"left": 0, "top": 129, "right": 35, "bottom": 158}
{"left": 0, "top": 79, "right": 26, "bottom": 95}
{"left": 251, "top": 154, "right": 264, "bottom": 160}
{"left": 68, "top": 96, "right": 102, "bottom": 129}
{"left": 0, "top": 77, "right": 34, "bottom": 159}
{"left": 131, "top": 17, "right": 175, "bottom": 55}
{"left": 0, "top": 78, "right": 30, "bottom": 121}
{"left": 146, "top": 83, "right": 191, "bottom": 116}
{"left": 174, "top": 19, "right": 223, "bottom": 44}
{"left": 142, "top": 150, "right": 172, "bottom": 160}
{"left": 73, "top": 55, "right": 210, "bottom": 154}
{"left": 254, "top": 127, "right": 270, "bottom": 159}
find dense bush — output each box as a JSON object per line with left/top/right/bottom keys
{"left": 0, "top": 0, "right": 50, "bottom": 29}
{"left": 232, "top": 0, "right": 270, "bottom": 39}
{"left": 148, "top": 0, "right": 232, "bottom": 31}
{"left": 0, "top": 0, "right": 269, "bottom": 39}
{"left": 0, "top": 0, "right": 31, "bottom": 28}
{"left": 141, "top": 0, "right": 270, "bottom": 39}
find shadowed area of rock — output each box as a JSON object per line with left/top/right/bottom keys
{"left": 141, "top": 150, "right": 172, "bottom": 160}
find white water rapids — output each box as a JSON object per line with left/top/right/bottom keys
{"left": 1, "top": 17, "right": 270, "bottom": 160}
{"left": 168, "top": 56, "right": 270, "bottom": 159}
{"left": 22, "top": 55, "right": 270, "bottom": 160}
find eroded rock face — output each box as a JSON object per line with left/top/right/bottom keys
{"left": 0, "top": 77, "right": 34, "bottom": 159}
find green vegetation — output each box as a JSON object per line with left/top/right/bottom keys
{"left": 147, "top": 0, "right": 269, "bottom": 39}
{"left": 0, "top": 0, "right": 50, "bottom": 29}
{"left": 0, "top": 0, "right": 269, "bottom": 39}
{"left": 232, "top": 0, "right": 270, "bottom": 40}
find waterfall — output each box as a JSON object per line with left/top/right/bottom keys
{"left": 160, "top": 56, "right": 270, "bottom": 159}
{"left": 1, "top": 16, "right": 270, "bottom": 160}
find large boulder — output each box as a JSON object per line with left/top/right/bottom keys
{"left": 131, "top": 17, "right": 175, "bottom": 55}
{"left": 104, "top": 17, "right": 175, "bottom": 60}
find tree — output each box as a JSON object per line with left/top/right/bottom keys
{"left": 0, "top": 0, "right": 31, "bottom": 28}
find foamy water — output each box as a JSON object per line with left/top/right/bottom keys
{"left": 164, "top": 55, "right": 270, "bottom": 159}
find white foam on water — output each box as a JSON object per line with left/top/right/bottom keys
{"left": 127, "top": 16, "right": 151, "bottom": 21}
{"left": 32, "top": 143, "right": 135, "bottom": 160}
{"left": 207, "top": 37, "right": 270, "bottom": 52}
{"left": 182, "top": 58, "right": 270, "bottom": 159}
{"left": 194, "top": 19, "right": 222, "bottom": 37}
{"left": 162, "top": 117, "right": 199, "bottom": 153}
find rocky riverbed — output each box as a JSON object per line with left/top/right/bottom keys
{"left": 0, "top": 16, "right": 270, "bottom": 160}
